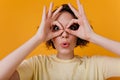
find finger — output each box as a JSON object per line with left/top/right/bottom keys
{"left": 80, "top": 5, "right": 85, "bottom": 16}
{"left": 79, "top": 5, "right": 88, "bottom": 22}
{"left": 52, "top": 6, "right": 62, "bottom": 18}
{"left": 48, "top": 30, "right": 63, "bottom": 41}
{"left": 48, "top": 2, "right": 53, "bottom": 18}
{"left": 80, "top": 5, "right": 90, "bottom": 26}
{"left": 65, "top": 19, "right": 79, "bottom": 37}
{"left": 76, "top": 0, "right": 82, "bottom": 14}
{"left": 66, "top": 28, "right": 77, "bottom": 37}
{"left": 52, "top": 30, "right": 63, "bottom": 37}
{"left": 66, "top": 19, "right": 79, "bottom": 29}
{"left": 42, "top": 6, "right": 46, "bottom": 22}
{"left": 52, "top": 21, "right": 63, "bottom": 30}
{"left": 68, "top": 3, "right": 79, "bottom": 17}
{"left": 39, "top": 6, "right": 46, "bottom": 30}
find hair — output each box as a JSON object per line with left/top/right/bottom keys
{"left": 46, "top": 4, "right": 90, "bottom": 49}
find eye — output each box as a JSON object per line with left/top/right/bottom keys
{"left": 52, "top": 25, "right": 60, "bottom": 32}
{"left": 69, "top": 23, "right": 79, "bottom": 30}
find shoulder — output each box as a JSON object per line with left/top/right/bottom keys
{"left": 80, "top": 55, "right": 110, "bottom": 61}
{"left": 18, "top": 55, "right": 54, "bottom": 69}
{"left": 24, "top": 54, "right": 55, "bottom": 63}
{"left": 80, "top": 55, "right": 120, "bottom": 67}
{"left": 76, "top": 55, "right": 111, "bottom": 65}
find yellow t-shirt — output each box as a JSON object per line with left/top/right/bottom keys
{"left": 17, "top": 55, "right": 120, "bottom": 80}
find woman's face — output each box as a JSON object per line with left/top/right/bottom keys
{"left": 52, "top": 11, "right": 77, "bottom": 54}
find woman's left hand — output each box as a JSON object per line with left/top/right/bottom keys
{"left": 66, "top": 0, "right": 95, "bottom": 41}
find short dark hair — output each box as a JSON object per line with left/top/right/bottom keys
{"left": 46, "top": 4, "right": 89, "bottom": 49}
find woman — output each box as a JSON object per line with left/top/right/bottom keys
{"left": 0, "top": 0, "right": 120, "bottom": 80}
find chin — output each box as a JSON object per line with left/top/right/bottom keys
{"left": 58, "top": 48, "right": 73, "bottom": 55}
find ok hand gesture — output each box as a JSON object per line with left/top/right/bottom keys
{"left": 66, "top": 0, "right": 94, "bottom": 41}
{"left": 36, "top": 2, "right": 63, "bottom": 42}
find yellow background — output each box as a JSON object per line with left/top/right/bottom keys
{"left": 0, "top": 0, "right": 120, "bottom": 80}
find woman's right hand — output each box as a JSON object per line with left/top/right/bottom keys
{"left": 35, "top": 2, "right": 63, "bottom": 42}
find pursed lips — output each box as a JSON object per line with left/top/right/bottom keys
{"left": 60, "top": 42, "right": 70, "bottom": 48}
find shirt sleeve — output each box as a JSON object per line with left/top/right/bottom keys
{"left": 17, "top": 57, "right": 34, "bottom": 80}
{"left": 96, "top": 56, "right": 120, "bottom": 79}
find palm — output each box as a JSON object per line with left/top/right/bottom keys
{"left": 66, "top": 0, "right": 94, "bottom": 41}
{"left": 36, "top": 3, "right": 63, "bottom": 42}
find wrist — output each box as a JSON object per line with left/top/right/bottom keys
{"left": 33, "top": 34, "right": 44, "bottom": 44}
{"left": 88, "top": 32, "right": 98, "bottom": 43}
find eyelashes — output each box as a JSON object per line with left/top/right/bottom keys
{"left": 69, "top": 23, "right": 79, "bottom": 30}
{"left": 51, "top": 23, "right": 79, "bottom": 32}
{"left": 52, "top": 25, "right": 60, "bottom": 32}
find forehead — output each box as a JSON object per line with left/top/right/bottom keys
{"left": 56, "top": 12, "right": 75, "bottom": 27}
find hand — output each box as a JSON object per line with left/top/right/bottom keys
{"left": 66, "top": 0, "right": 94, "bottom": 41}
{"left": 36, "top": 2, "right": 63, "bottom": 42}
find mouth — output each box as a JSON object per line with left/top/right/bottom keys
{"left": 60, "top": 42, "right": 70, "bottom": 48}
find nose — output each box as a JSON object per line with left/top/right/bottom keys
{"left": 61, "top": 31, "right": 69, "bottom": 38}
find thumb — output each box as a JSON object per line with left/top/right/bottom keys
{"left": 50, "top": 30, "right": 63, "bottom": 39}
{"left": 54, "top": 30, "right": 63, "bottom": 36}
{"left": 66, "top": 29, "right": 76, "bottom": 36}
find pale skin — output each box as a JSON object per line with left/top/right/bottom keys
{"left": 0, "top": 0, "right": 120, "bottom": 80}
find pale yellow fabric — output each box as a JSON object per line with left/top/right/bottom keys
{"left": 17, "top": 55, "right": 120, "bottom": 80}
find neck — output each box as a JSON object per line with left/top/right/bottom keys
{"left": 57, "top": 51, "right": 74, "bottom": 60}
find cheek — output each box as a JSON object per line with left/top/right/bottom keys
{"left": 70, "top": 36, "right": 77, "bottom": 46}
{"left": 71, "top": 35, "right": 77, "bottom": 40}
